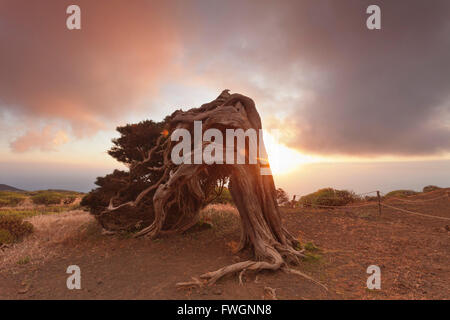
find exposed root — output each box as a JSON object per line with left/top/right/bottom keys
{"left": 101, "top": 228, "right": 116, "bottom": 236}
{"left": 133, "top": 222, "right": 159, "bottom": 238}
{"left": 199, "top": 258, "right": 282, "bottom": 286}
{"left": 239, "top": 269, "right": 246, "bottom": 286}
{"left": 175, "top": 277, "right": 205, "bottom": 290}
{"left": 283, "top": 267, "right": 329, "bottom": 292}
{"left": 175, "top": 245, "right": 327, "bottom": 292}
{"left": 175, "top": 261, "right": 327, "bottom": 293}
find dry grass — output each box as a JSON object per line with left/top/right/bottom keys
{"left": 199, "top": 203, "right": 240, "bottom": 235}
{"left": 0, "top": 210, "right": 96, "bottom": 270}
{"left": 203, "top": 203, "right": 239, "bottom": 215}
{"left": 0, "top": 195, "right": 83, "bottom": 220}
{"left": 0, "top": 203, "right": 239, "bottom": 270}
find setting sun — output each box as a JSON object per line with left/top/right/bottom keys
{"left": 263, "top": 132, "right": 317, "bottom": 175}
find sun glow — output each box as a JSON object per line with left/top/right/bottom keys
{"left": 263, "top": 132, "right": 317, "bottom": 175}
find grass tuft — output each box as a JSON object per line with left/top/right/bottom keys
{"left": 17, "top": 256, "right": 30, "bottom": 265}
{"left": 197, "top": 204, "right": 239, "bottom": 235}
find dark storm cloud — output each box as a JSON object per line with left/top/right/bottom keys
{"left": 0, "top": 0, "right": 449, "bottom": 156}
{"left": 180, "top": 0, "right": 450, "bottom": 156}
{"left": 278, "top": 0, "right": 450, "bottom": 156}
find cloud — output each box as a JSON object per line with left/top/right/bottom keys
{"left": 10, "top": 125, "right": 69, "bottom": 153}
{"left": 274, "top": 0, "right": 450, "bottom": 156}
{"left": 0, "top": 0, "right": 180, "bottom": 140}
{"left": 176, "top": 0, "right": 450, "bottom": 156}
{"left": 1, "top": 0, "right": 449, "bottom": 157}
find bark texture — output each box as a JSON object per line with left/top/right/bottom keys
{"left": 96, "top": 90, "right": 308, "bottom": 285}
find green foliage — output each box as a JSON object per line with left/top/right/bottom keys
{"left": 25, "top": 190, "right": 82, "bottom": 196}
{"left": 0, "top": 215, "right": 33, "bottom": 242}
{"left": 31, "top": 192, "right": 64, "bottom": 205}
{"left": 1, "top": 190, "right": 81, "bottom": 207}
{"left": 17, "top": 256, "right": 30, "bottom": 265}
{"left": 211, "top": 187, "right": 233, "bottom": 204}
{"left": 384, "top": 190, "right": 418, "bottom": 198}
{"left": 299, "top": 188, "right": 360, "bottom": 207}
{"left": 81, "top": 170, "right": 135, "bottom": 214}
{"left": 304, "top": 252, "right": 322, "bottom": 262}
{"left": 30, "top": 190, "right": 81, "bottom": 206}
{"left": 0, "top": 205, "right": 80, "bottom": 219}
{"left": 0, "top": 229, "right": 14, "bottom": 245}
{"left": 423, "top": 185, "right": 441, "bottom": 193}
{"left": 82, "top": 120, "right": 168, "bottom": 215}
{"left": 304, "top": 241, "right": 320, "bottom": 252}
{"left": 108, "top": 120, "right": 166, "bottom": 164}
{"left": 302, "top": 241, "right": 322, "bottom": 263}
{"left": 0, "top": 191, "right": 26, "bottom": 207}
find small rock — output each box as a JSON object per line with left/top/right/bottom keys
{"left": 97, "top": 280, "right": 103, "bottom": 285}
{"left": 213, "top": 288, "right": 222, "bottom": 295}
{"left": 18, "top": 287, "right": 29, "bottom": 294}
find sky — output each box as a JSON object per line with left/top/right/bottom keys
{"left": 0, "top": 0, "right": 449, "bottom": 195}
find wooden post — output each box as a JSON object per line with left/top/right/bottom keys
{"left": 377, "top": 191, "right": 382, "bottom": 216}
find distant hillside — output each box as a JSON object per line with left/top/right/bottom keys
{"left": 0, "top": 184, "right": 25, "bottom": 192}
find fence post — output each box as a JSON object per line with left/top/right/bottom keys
{"left": 377, "top": 191, "right": 382, "bottom": 216}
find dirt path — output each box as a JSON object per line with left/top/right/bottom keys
{"left": 1, "top": 192, "right": 449, "bottom": 299}
{"left": 0, "top": 227, "right": 327, "bottom": 299}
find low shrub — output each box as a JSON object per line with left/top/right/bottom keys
{"left": 0, "top": 229, "right": 14, "bottom": 245}
{"left": 384, "top": 190, "right": 418, "bottom": 198}
{"left": 211, "top": 187, "right": 233, "bottom": 204}
{"left": 31, "top": 192, "right": 64, "bottom": 205}
{"left": 299, "top": 188, "right": 360, "bottom": 207}
{"left": 63, "top": 196, "right": 77, "bottom": 205}
{"left": 423, "top": 185, "right": 441, "bottom": 193}
{"left": 0, "top": 215, "right": 33, "bottom": 242}
{"left": 0, "top": 191, "right": 26, "bottom": 207}
{"left": 30, "top": 190, "right": 82, "bottom": 206}
{"left": 0, "top": 205, "right": 80, "bottom": 219}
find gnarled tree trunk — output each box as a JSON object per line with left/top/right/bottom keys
{"left": 94, "top": 90, "right": 323, "bottom": 287}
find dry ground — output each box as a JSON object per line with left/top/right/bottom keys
{"left": 0, "top": 190, "right": 449, "bottom": 299}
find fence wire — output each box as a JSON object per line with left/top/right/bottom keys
{"left": 296, "top": 189, "right": 449, "bottom": 221}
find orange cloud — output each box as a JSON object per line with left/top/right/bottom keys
{"left": 10, "top": 125, "right": 69, "bottom": 153}
{"left": 0, "top": 0, "right": 180, "bottom": 140}
{"left": 1, "top": 0, "right": 449, "bottom": 157}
